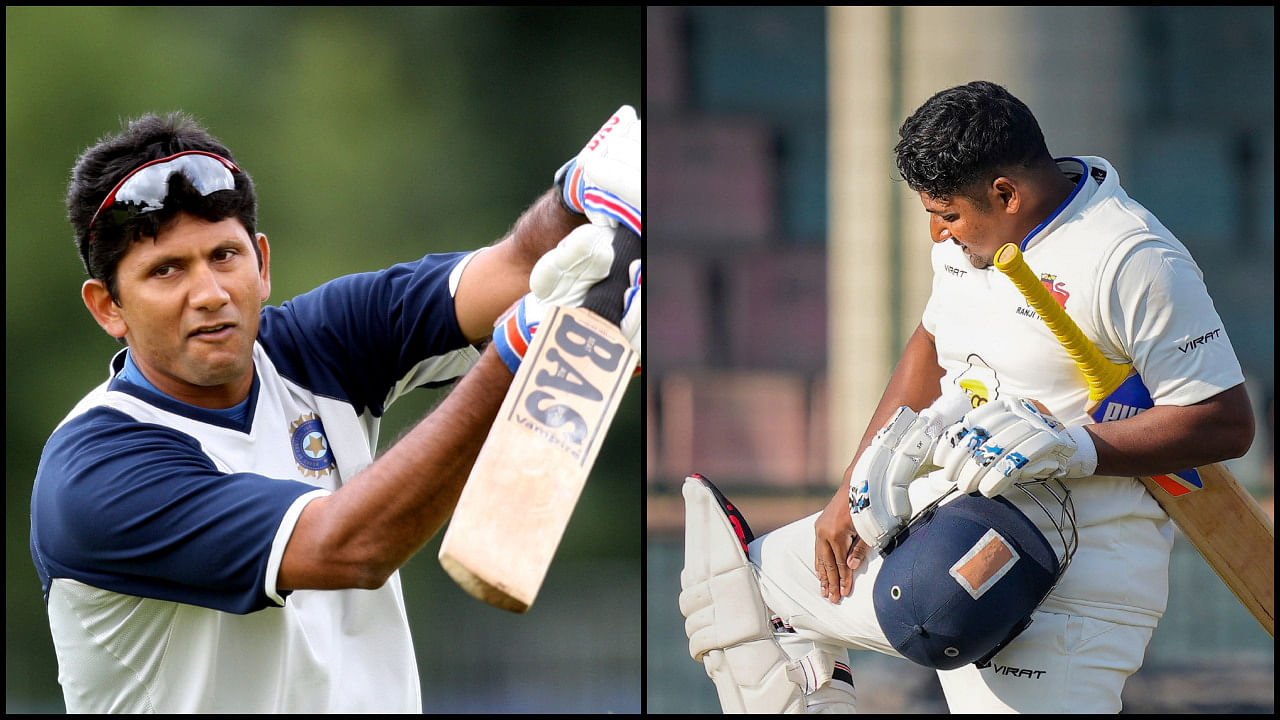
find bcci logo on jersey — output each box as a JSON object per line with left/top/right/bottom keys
{"left": 290, "top": 413, "right": 335, "bottom": 478}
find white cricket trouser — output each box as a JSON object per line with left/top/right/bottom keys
{"left": 748, "top": 512, "right": 1154, "bottom": 713}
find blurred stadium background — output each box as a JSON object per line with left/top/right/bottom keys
{"left": 6, "top": 7, "right": 640, "bottom": 713}
{"left": 646, "top": 6, "right": 1273, "bottom": 713}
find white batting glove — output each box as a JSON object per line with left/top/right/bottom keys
{"left": 554, "top": 105, "right": 641, "bottom": 235}
{"left": 933, "top": 397, "right": 1098, "bottom": 498}
{"left": 492, "top": 224, "right": 615, "bottom": 373}
{"left": 848, "top": 391, "right": 972, "bottom": 550}
{"left": 620, "top": 259, "right": 641, "bottom": 375}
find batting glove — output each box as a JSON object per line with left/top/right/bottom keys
{"left": 492, "top": 224, "right": 615, "bottom": 374}
{"left": 554, "top": 105, "right": 641, "bottom": 235}
{"left": 620, "top": 259, "right": 641, "bottom": 376}
{"left": 933, "top": 397, "right": 1098, "bottom": 498}
{"left": 849, "top": 391, "right": 972, "bottom": 550}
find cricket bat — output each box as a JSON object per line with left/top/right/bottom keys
{"left": 994, "top": 242, "right": 1274, "bottom": 636}
{"left": 438, "top": 226, "right": 640, "bottom": 613}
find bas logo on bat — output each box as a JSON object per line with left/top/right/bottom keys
{"left": 440, "top": 225, "right": 639, "bottom": 614}
{"left": 516, "top": 312, "right": 628, "bottom": 462}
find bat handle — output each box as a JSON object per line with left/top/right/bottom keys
{"left": 993, "top": 243, "right": 1129, "bottom": 403}
{"left": 582, "top": 226, "right": 641, "bottom": 325}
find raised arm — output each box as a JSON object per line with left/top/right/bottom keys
{"left": 452, "top": 189, "right": 586, "bottom": 344}
{"left": 278, "top": 106, "right": 641, "bottom": 592}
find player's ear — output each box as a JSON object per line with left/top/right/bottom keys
{"left": 255, "top": 233, "right": 271, "bottom": 302}
{"left": 992, "top": 176, "right": 1020, "bottom": 214}
{"left": 82, "top": 278, "right": 128, "bottom": 340}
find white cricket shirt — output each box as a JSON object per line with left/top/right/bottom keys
{"left": 920, "top": 157, "right": 1245, "bottom": 627}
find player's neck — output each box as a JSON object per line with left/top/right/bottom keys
{"left": 1024, "top": 167, "right": 1079, "bottom": 231}
{"left": 124, "top": 349, "right": 255, "bottom": 410}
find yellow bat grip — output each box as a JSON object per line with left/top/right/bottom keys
{"left": 993, "top": 243, "right": 1131, "bottom": 403}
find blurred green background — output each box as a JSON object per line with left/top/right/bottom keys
{"left": 6, "top": 6, "right": 640, "bottom": 713}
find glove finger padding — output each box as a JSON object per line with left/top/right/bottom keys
{"left": 849, "top": 408, "right": 934, "bottom": 550}
{"left": 936, "top": 397, "right": 1088, "bottom": 498}
{"left": 582, "top": 112, "right": 640, "bottom": 210}
{"left": 934, "top": 398, "right": 1024, "bottom": 484}
{"left": 555, "top": 105, "right": 642, "bottom": 235}
{"left": 849, "top": 392, "right": 974, "bottom": 551}
{"left": 990, "top": 423, "right": 1072, "bottom": 477}
{"left": 529, "top": 224, "right": 615, "bottom": 305}
{"left": 934, "top": 423, "right": 985, "bottom": 481}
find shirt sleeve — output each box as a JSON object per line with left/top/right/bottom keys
{"left": 30, "top": 407, "right": 326, "bottom": 615}
{"left": 1105, "top": 241, "right": 1245, "bottom": 406}
{"left": 256, "top": 251, "right": 476, "bottom": 418}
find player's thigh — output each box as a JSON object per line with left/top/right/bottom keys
{"left": 747, "top": 513, "right": 898, "bottom": 656}
{"left": 935, "top": 611, "right": 1153, "bottom": 713}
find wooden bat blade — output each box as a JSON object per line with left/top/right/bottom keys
{"left": 1137, "top": 464, "right": 1274, "bottom": 636}
{"left": 994, "top": 242, "right": 1274, "bottom": 636}
{"left": 439, "top": 303, "right": 636, "bottom": 613}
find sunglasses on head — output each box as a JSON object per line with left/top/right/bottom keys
{"left": 89, "top": 150, "right": 241, "bottom": 243}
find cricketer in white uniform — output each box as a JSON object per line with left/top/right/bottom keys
{"left": 680, "top": 80, "right": 1251, "bottom": 714}
{"left": 746, "top": 154, "right": 1245, "bottom": 712}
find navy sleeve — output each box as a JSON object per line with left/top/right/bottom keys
{"left": 30, "top": 407, "right": 321, "bottom": 615}
{"left": 256, "top": 251, "right": 473, "bottom": 417}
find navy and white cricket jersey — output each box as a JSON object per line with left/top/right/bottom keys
{"left": 30, "top": 249, "right": 482, "bottom": 713}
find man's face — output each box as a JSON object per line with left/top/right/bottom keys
{"left": 919, "top": 190, "right": 1016, "bottom": 269}
{"left": 94, "top": 213, "right": 270, "bottom": 408}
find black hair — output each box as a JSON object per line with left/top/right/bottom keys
{"left": 66, "top": 112, "right": 259, "bottom": 301}
{"left": 894, "top": 81, "right": 1053, "bottom": 202}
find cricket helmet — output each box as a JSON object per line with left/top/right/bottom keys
{"left": 873, "top": 480, "right": 1077, "bottom": 670}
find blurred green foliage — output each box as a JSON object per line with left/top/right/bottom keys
{"left": 6, "top": 6, "right": 640, "bottom": 712}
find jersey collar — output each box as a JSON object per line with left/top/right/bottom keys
{"left": 1018, "top": 156, "right": 1110, "bottom": 252}
{"left": 107, "top": 347, "right": 261, "bottom": 433}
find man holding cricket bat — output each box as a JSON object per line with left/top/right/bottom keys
{"left": 680, "top": 81, "right": 1256, "bottom": 712}
{"left": 30, "top": 108, "right": 640, "bottom": 712}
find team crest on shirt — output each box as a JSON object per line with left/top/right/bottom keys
{"left": 1038, "top": 273, "right": 1070, "bottom": 308}
{"left": 290, "top": 413, "right": 335, "bottom": 478}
